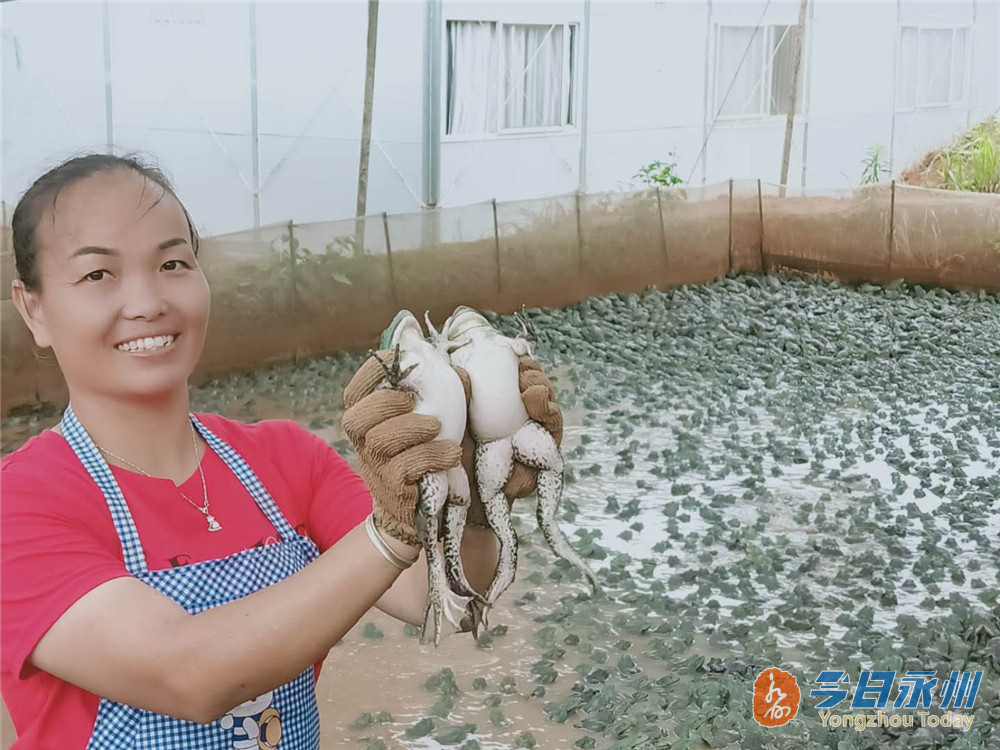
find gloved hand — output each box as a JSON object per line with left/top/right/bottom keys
{"left": 455, "top": 355, "right": 564, "bottom": 528}
{"left": 343, "top": 350, "right": 463, "bottom": 546}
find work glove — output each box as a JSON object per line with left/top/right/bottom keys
{"left": 455, "top": 355, "right": 564, "bottom": 528}
{"left": 343, "top": 350, "right": 463, "bottom": 546}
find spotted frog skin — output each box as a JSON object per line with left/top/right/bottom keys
{"left": 438, "top": 306, "right": 601, "bottom": 619}
{"left": 376, "top": 310, "right": 485, "bottom": 645}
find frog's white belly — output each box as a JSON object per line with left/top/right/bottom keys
{"left": 400, "top": 348, "right": 467, "bottom": 443}
{"left": 459, "top": 341, "right": 528, "bottom": 441}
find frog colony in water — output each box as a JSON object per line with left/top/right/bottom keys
{"left": 4, "top": 272, "right": 999, "bottom": 749}
{"left": 375, "top": 305, "right": 601, "bottom": 645}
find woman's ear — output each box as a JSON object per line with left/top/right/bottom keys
{"left": 11, "top": 279, "right": 53, "bottom": 350}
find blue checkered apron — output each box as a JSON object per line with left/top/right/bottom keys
{"left": 59, "top": 405, "right": 321, "bottom": 749}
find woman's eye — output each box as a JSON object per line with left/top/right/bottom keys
{"left": 162, "top": 260, "right": 192, "bottom": 271}
{"left": 84, "top": 270, "right": 108, "bottom": 282}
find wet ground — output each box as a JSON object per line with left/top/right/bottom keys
{"left": 2, "top": 273, "right": 998, "bottom": 749}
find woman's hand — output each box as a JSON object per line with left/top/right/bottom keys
{"left": 455, "top": 354, "right": 564, "bottom": 528}
{"left": 343, "top": 350, "right": 463, "bottom": 548}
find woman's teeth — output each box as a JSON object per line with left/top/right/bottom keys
{"left": 117, "top": 335, "right": 176, "bottom": 353}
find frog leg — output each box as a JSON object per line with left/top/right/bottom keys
{"left": 474, "top": 438, "right": 517, "bottom": 614}
{"left": 416, "top": 471, "right": 450, "bottom": 646}
{"left": 442, "top": 464, "right": 488, "bottom": 637}
{"left": 511, "top": 420, "right": 602, "bottom": 596}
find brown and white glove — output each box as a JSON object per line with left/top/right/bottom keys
{"left": 455, "top": 355, "right": 564, "bottom": 528}
{"left": 343, "top": 350, "right": 463, "bottom": 546}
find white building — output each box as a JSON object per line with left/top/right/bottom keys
{"left": 2, "top": 0, "right": 997, "bottom": 237}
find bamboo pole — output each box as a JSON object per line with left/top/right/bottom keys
{"left": 382, "top": 211, "right": 399, "bottom": 310}
{"left": 757, "top": 179, "right": 765, "bottom": 272}
{"left": 355, "top": 0, "right": 380, "bottom": 246}
{"left": 287, "top": 219, "right": 299, "bottom": 363}
{"left": 728, "top": 178, "right": 734, "bottom": 272}
{"left": 887, "top": 180, "right": 896, "bottom": 276}
{"left": 779, "top": 0, "right": 809, "bottom": 197}
{"left": 492, "top": 198, "right": 503, "bottom": 294}
{"left": 656, "top": 186, "right": 669, "bottom": 273}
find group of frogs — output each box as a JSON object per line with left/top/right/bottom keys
{"left": 373, "top": 306, "right": 601, "bottom": 645}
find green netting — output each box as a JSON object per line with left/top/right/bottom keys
{"left": 290, "top": 216, "right": 396, "bottom": 357}
{"left": 386, "top": 203, "right": 500, "bottom": 326}
{"left": 197, "top": 223, "right": 295, "bottom": 374}
{"left": 1, "top": 300, "right": 36, "bottom": 411}
{"left": 892, "top": 185, "right": 1000, "bottom": 290}
{"left": 3, "top": 183, "right": 998, "bottom": 414}
{"left": 496, "top": 194, "right": 582, "bottom": 299}
{"left": 660, "top": 182, "right": 731, "bottom": 284}
{"left": 761, "top": 183, "right": 892, "bottom": 282}
{"left": 579, "top": 190, "right": 665, "bottom": 285}
{"left": 731, "top": 179, "right": 764, "bottom": 273}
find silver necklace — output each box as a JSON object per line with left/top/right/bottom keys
{"left": 95, "top": 423, "right": 222, "bottom": 532}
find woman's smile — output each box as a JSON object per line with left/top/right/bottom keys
{"left": 115, "top": 333, "right": 181, "bottom": 356}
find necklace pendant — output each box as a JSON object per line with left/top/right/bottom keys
{"left": 206, "top": 514, "right": 222, "bottom": 532}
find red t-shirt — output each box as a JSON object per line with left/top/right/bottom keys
{"left": 1, "top": 413, "right": 372, "bottom": 749}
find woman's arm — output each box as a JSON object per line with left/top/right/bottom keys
{"left": 374, "top": 525, "right": 500, "bottom": 626}
{"left": 29, "top": 521, "right": 415, "bottom": 725}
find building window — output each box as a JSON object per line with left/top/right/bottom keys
{"left": 897, "top": 26, "right": 969, "bottom": 109}
{"left": 714, "top": 24, "right": 802, "bottom": 119}
{"left": 446, "top": 20, "right": 577, "bottom": 136}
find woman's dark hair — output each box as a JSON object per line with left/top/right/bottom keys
{"left": 11, "top": 153, "right": 200, "bottom": 291}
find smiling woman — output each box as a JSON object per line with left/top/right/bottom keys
{"left": 0, "top": 153, "right": 534, "bottom": 748}
{"left": 11, "top": 162, "right": 210, "bottom": 406}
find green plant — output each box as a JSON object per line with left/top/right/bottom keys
{"left": 901, "top": 117, "right": 1000, "bottom": 193}
{"left": 635, "top": 155, "right": 684, "bottom": 189}
{"left": 860, "top": 144, "right": 888, "bottom": 185}
{"left": 938, "top": 118, "right": 1000, "bottom": 193}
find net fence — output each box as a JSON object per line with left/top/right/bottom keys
{"left": 2, "top": 181, "right": 998, "bottom": 412}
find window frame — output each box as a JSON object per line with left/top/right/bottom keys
{"left": 442, "top": 19, "right": 580, "bottom": 142}
{"left": 712, "top": 22, "right": 802, "bottom": 122}
{"left": 897, "top": 24, "right": 971, "bottom": 111}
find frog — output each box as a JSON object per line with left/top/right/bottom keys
{"left": 435, "top": 305, "right": 601, "bottom": 619}
{"left": 374, "top": 310, "right": 486, "bottom": 645}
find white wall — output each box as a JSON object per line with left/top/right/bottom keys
{"left": 2, "top": 0, "right": 997, "bottom": 237}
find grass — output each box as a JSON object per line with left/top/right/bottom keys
{"left": 901, "top": 117, "right": 1000, "bottom": 194}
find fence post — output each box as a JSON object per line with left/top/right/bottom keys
{"left": 757, "top": 179, "right": 765, "bottom": 273}
{"left": 656, "top": 186, "right": 669, "bottom": 273}
{"left": 287, "top": 219, "right": 299, "bottom": 363}
{"left": 728, "top": 178, "right": 734, "bottom": 273}
{"left": 887, "top": 179, "right": 896, "bottom": 277}
{"left": 382, "top": 211, "right": 399, "bottom": 310}
{"left": 575, "top": 190, "right": 585, "bottom": 276}
{"left": 491, "top": 198, "right": 503, "bottom": 295}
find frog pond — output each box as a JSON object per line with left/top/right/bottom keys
{"left": 2, "top": 272, "right": 998, "bottom": 750}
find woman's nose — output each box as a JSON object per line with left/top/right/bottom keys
{"left": 119, "top": 273, "right": 169, "bottom": 320}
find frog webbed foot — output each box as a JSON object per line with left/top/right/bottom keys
{"left": 416, "top": 473, "right": 449, "bottom": 646}
{"left": 371, "top": 343, "right": 418, "bottom": 389}
{"left": 512, "top": 421, "right": 602, "bottom": 597}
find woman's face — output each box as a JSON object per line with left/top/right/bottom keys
{"left": 17, "top": 169, "right": 210, "bottom": 402}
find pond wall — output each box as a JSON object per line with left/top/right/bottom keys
{"left": 2, "top": 181, "right": 998, "bottom": 414}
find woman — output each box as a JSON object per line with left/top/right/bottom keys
{"left": 1, "top": 154, "right": 562, "bottom": 748}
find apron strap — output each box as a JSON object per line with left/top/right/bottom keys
{"left": 60, "top": 406, "right": 300, "bottom": 577}
{"left": 61, "top": 405, "right": 149, "bottom": 575}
